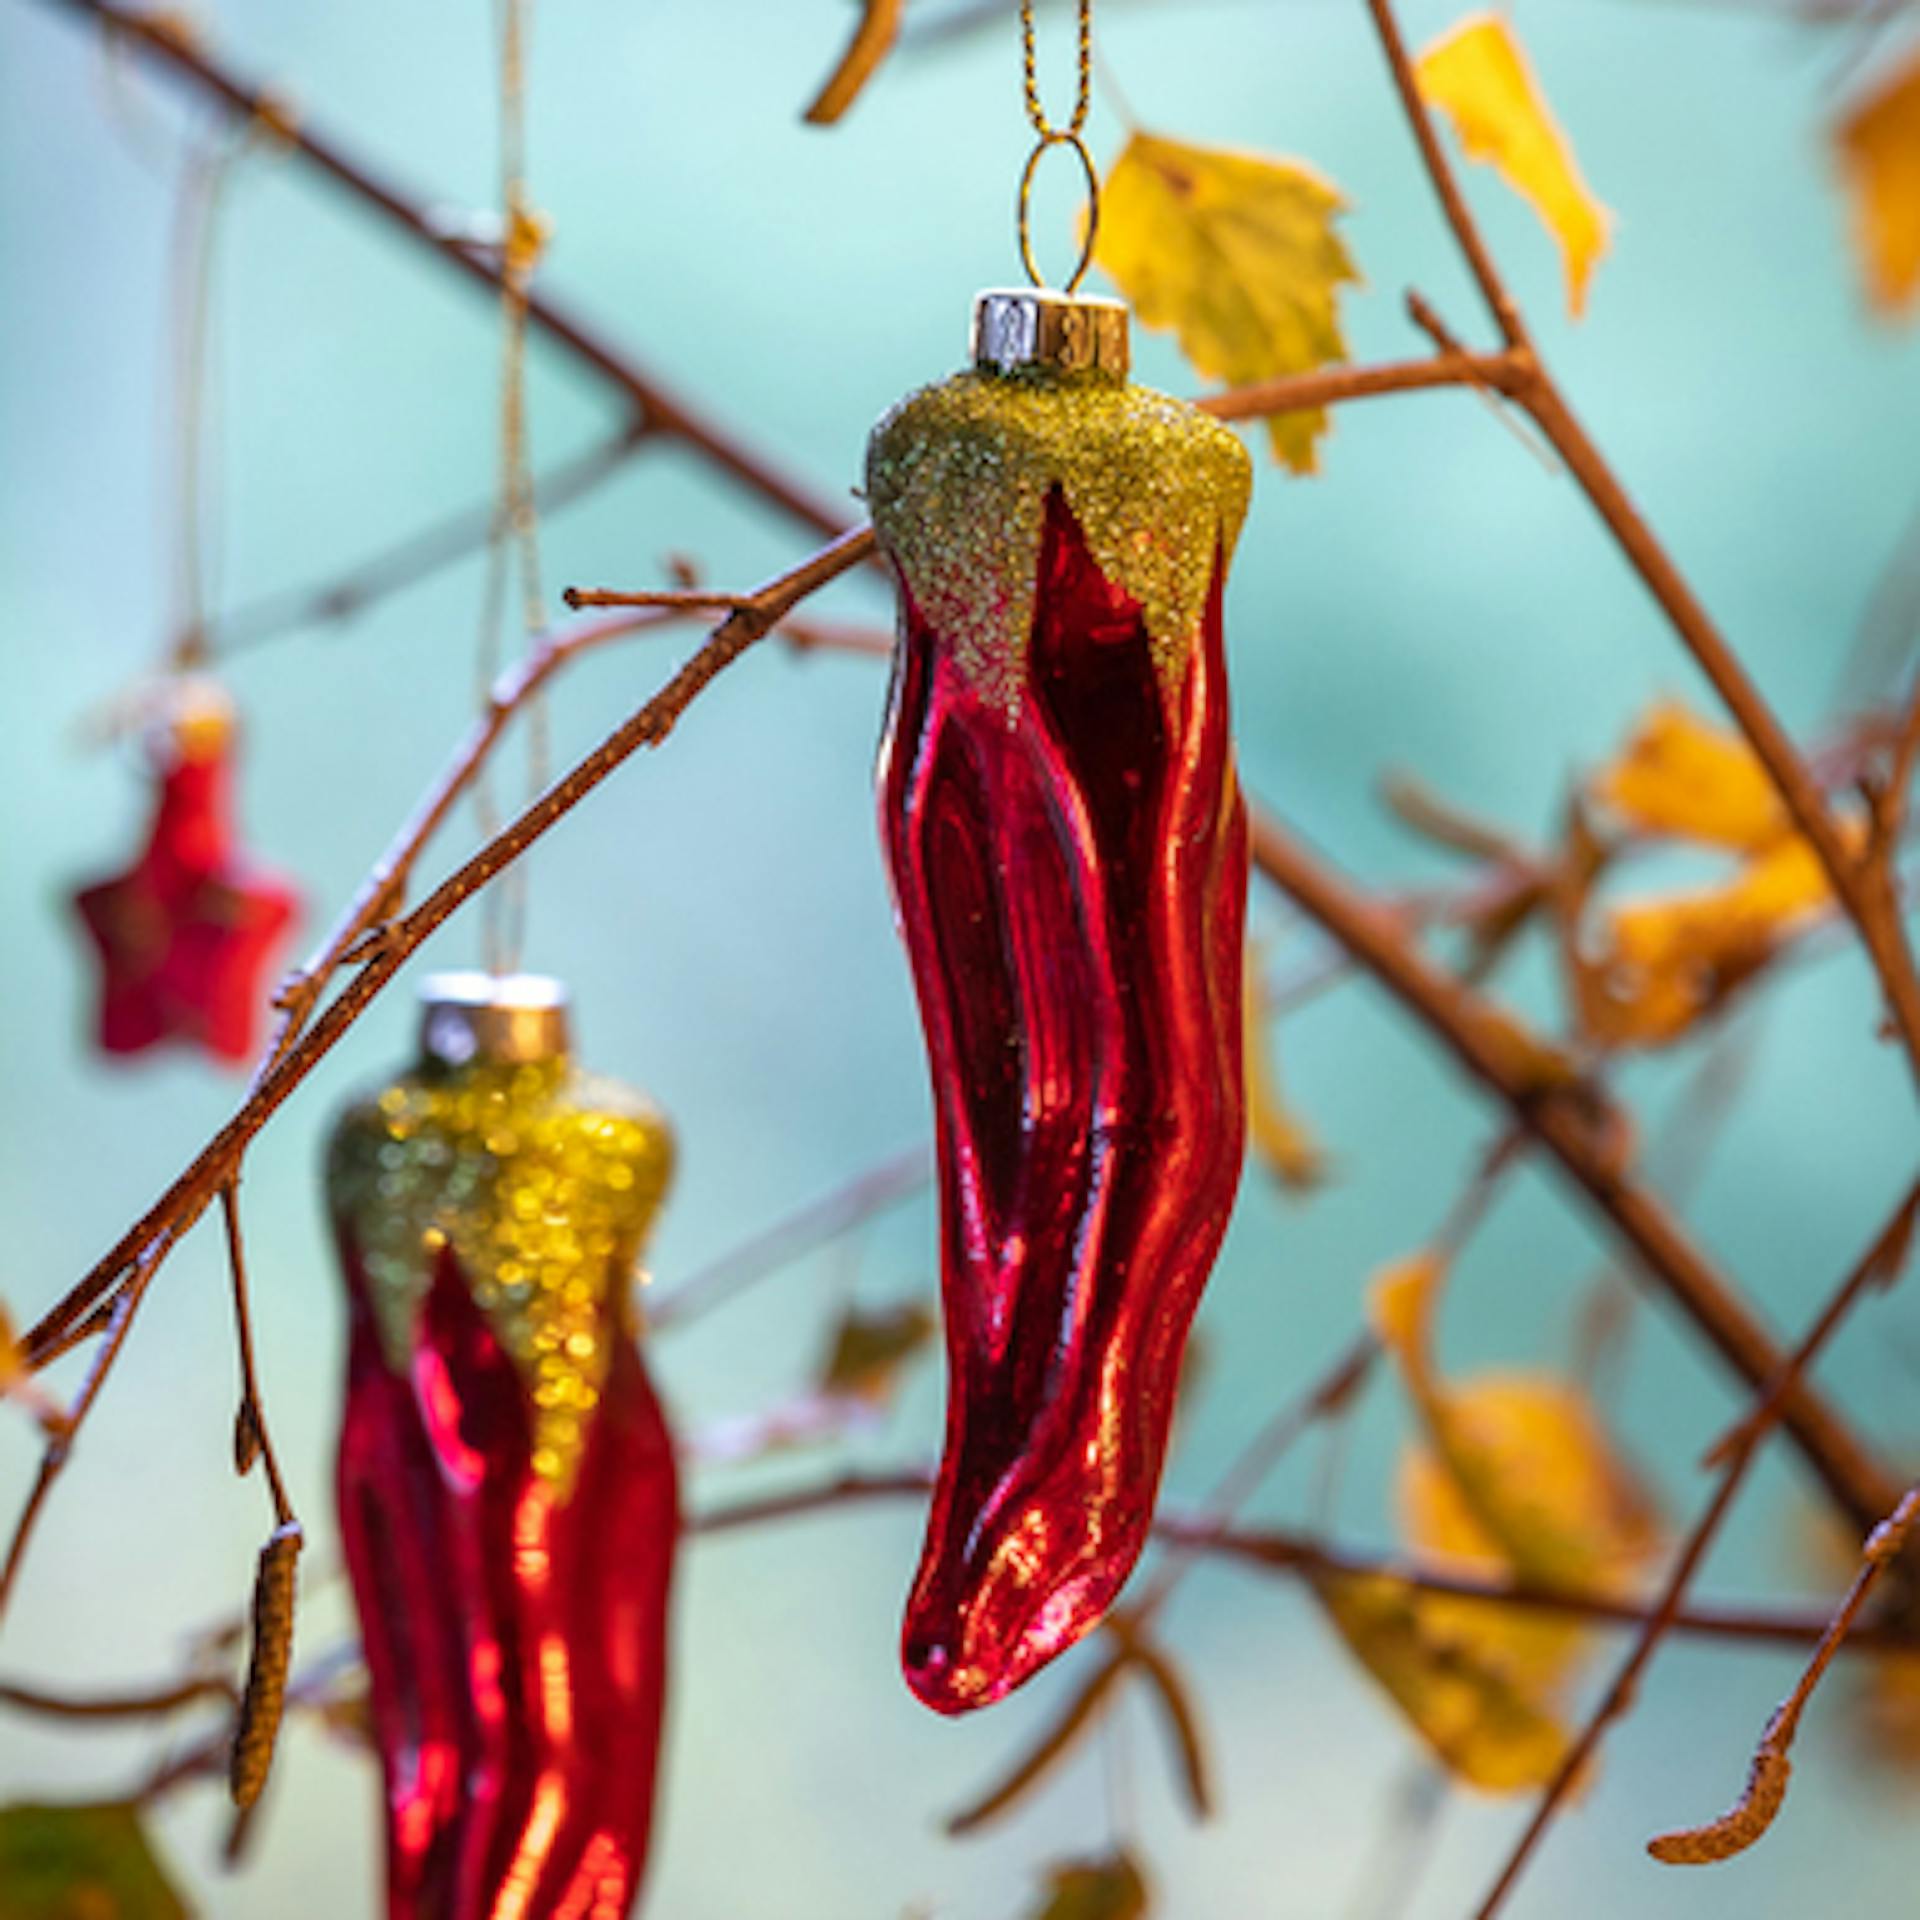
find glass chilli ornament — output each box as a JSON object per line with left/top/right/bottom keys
{"left": 327, "top": 973, "right": 678, "bottom": 1919}
{"left": 869, "top": 1, "right": 1254, "bottom": 1715}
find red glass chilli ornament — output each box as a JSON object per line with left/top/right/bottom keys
{"left": 869, "top": 290, "right": 1254, "bottom": 1713}
{"left": 326, "top": 975, "right": 678, "bottom": 1919}
{"left": 70, "top": 678, "right": 300, "bottom": 1065}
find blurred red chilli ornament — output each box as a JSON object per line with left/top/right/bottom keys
{"left": 69, "top": 677, "right": 300, "bottom": 1065}
{"left": 327, "top": 973, "right": 679, "bottom": 1920}
{"left": 868, "top": 289, "right": 1254, "bottom": 1714}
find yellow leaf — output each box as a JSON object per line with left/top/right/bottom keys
{"left": 1368, "top": 1252, "right": 1448, "bottom": 1385}
{"left": 1834, "top": 46, "right": 1920, "bottom": 317}
{"left": 0, "top": 1302, "right": 19, "bottom": 1398}
{"left": 1371, "top": 1253, "right": 1660, "bottom": 1591}
{"left": 1244, "top": 949, "right": 1329, "bottom": 1191}
{"left": 1593, "top": 701, "right": 1789, "bottom": 851}
{"left": 1399, "top": 1443, "right": 1590, "bottom": 1696}
{"left": 1578, "top": 832, "right": 1840, "bottom": 1047}
{"left": 817, "top": 1299, "right": 936, "bottom": 1406}
{"left": 1416, "top": 14, "right": 1613, "bottom": 316}
{"left": 0, "top": 1802, "right": 191, "bottom": 1919}
{"left": 1028, "top": 1852, "right": 1150, "bottom": 1920}
{"left": 1610, "top": 837, "right": 1831, "bottom": 975}
{"left": 803, "top": 0, "right": 903, "bottom": 127}
{"left": 1094, "top": 131, "right": 1359, "bottom": 474}
{"left": 1313, "top": 1571, "right": 1573, "bottom": 1792}
{"left": 1416, "top": 1374, "right": 1661, "bottom": 1593}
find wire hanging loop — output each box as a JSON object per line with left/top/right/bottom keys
{"left": 1015, "top": 0, "right": 1098, "bottom": 296}
{"left": 1016, "top": 130, "right": 1100, "bottom": 295}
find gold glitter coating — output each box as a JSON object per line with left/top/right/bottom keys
{"left": 327, "top": 1054, "right": 674, "bottom": 1497}
{"left": 866, "top": 366, "right": 1251, "bottom": 715}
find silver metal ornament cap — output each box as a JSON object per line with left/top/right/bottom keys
{"left": 418, "top": 971, "right": 571, "bottom": 1068}
{"left": 972, "top": 288, "right": 1129, "bottom": 380}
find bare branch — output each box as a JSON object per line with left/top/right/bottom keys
{"left": 1470, "top": 1172, "right": 1920, "bottom": 1916}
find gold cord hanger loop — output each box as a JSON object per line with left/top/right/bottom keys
{"left": 1014, "top": 0, "right": 1098, "bottom": 295}
{"left": 1016, "top": 131, "right": 1100, "bottom": 295}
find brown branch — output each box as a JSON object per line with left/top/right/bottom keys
{"left": 940, "top": 1336, "right": 1381, "bottom": 1838}
{"left": 219, "top": 1183, "right": 294, "bottom": 1529}
{"left": 48, "top": 0, "right": 852, "bottom": 547}
{"left": 1647, "top": 1480, "right": 1920, "bottom": 1865}
{"left": 1470, "top": 1171, "right": 1920, "bottom": 1917}
{"left": 3, "top": 531, "right": 872, "bottom": 1626}
{"left": 1360, "top": 0, "right": 1530, "bottom": 349}
{"left": 31, "top": 526, "right": 871, "bottom": 1367}
{"left": 212, "top": 421, "right": 650, "bottom": 657}
{"left": 253, "top": 600, "right": 695, "bottom": 1084}
{"left": 549, "top": 602, "right": 1902, "bottom": 1543}
{"left": 1365, "top": 0, "right": 1920, "bottom": 1089}
{"left": 0, "top": 1674, "right": 233, "bottom": 1720}
{"left": 648, "top": 1142, "right": 931, "bottom": 1333}
{"left": 1246, "top": 805, "right": 1905, "bottom": 1536}
{"left": 0, "top": 1230, "right": 174, "bottom": 1621}
{"left": 689, "top": 1468, "right": 1920, "bottom": 1654}
{"left": 946, "top": 1644, "right": 1132, "bottom": 1835}
{"left": 1197, "top": 350, "right": 1528, "bottom": 424}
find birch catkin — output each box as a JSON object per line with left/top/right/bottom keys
{"left": 229, "top": 1520, "right": 302, "bottom": 1808}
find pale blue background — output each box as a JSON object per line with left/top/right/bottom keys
{"left": 2, "top": 1, "right": 1919, "bottom": 1914}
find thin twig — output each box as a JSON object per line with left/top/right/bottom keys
{"left": 1470, "top": 1171, "right": 1920, "bottom": 1917}
{"left": 688, "top": 1468, "right": 1920, "bottom": 1653}
{"left": 1245, "top": 807, "right": 1905, "bottom": 1537}
{"left": 1360, "top": 0, "right": 1530, "bottom": 349}
{"left": 219, "top": 1183, "right": 294, "bottom": 1529}
{"left": 1198, "top": 350, "right": 1528, "bottom": 423}
{"left": 0, "top": 1674, "right": 234, "bottom": 1719}
{"left": 1647, "top": 1480, "right": 1920, "bottom": 1865}
{"left": 48, "top": 0, "right": 852, "bottom": 545}
{"left": 1369, "top": 0, "right": 1920, "bottom": 1088}
{"left": 212, "top": 421, "right": 649, "bottom": 657}
{"left": 12, "top": 528, "right": 874, "bottom": 1541}
{"left": 0, "top": 1230, "right": 176, "bottom": 1623}
{"left": 942, "top": 1334, "right": 1383, "bottom": 1838}
{"left": 648, "top": 1144, "right": 931, "bottom": 1333}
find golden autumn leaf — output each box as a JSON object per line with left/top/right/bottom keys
{"left": 1415, "top": 14, "right": 1612, "bottom": 316}
{"left": 1565, "top": 702, "right": 1852, "bottom": 1048}
{"left": 1576, "top": 833, "right": 1841, "bottom": 1048}
{"left": 1399, "top": 1443, "right": 1590, "bottom": 1696}
{"left": 817, "top": 1298, "right": 937, "bottom": 1405}
{"left": 1312, "top": 1571, "right": 1573, "bottom": 1792}
{"left": 1244, "top": 947, "right": 1329, "bottom": 1191}
{"left": 1093, "top": 131, "right": 1359, "bottom": 474}
{"left": 1834, "top": 46, "right": 1920, "bottom": 318}
{"left": 1610, "top": 836, "right": 1832, "bottom": 977}
{"left": 0, "top": 1301, "right": 20, "bottom": 1400}
{"left": 1028, "top": 1852, "right": 1150, "bottom": 1920}
{"left": 0, "top": 1803, "right": 191, "bottom": 1919}
{"left": 1592, "top": 701, "right": 1789, "bottom": 852}
{"left": 1371, "top": 1253, "right": 1661, "bottom": 1592}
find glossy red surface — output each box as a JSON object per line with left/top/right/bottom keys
{"left": 878, "top": 486, "right": 1247, "bottom": 1714}
{"left": 70, "top": 742, "right": 299, "bottom": 1063}
{"left": 335, "top": 1242, "right": 678, "bottom": 1920}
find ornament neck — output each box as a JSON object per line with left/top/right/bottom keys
{"left": 147, "top": 749, "right": 235, "bottom": 878}
{"left": 418, "top": 971, "right": 571, "bottom": 1069}
{"left": 972, "top": 288, "right": 1129, "bottom": 381}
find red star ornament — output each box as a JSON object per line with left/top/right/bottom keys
{"left": 71, "top": 684, "right": 301, "bottom": 1065}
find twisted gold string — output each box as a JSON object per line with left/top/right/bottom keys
{"left": 1015, "top": 0, "right": 1099, "bottom": 295}
{"left": 476, "top": 0, "right": 550, "bottom": 978}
